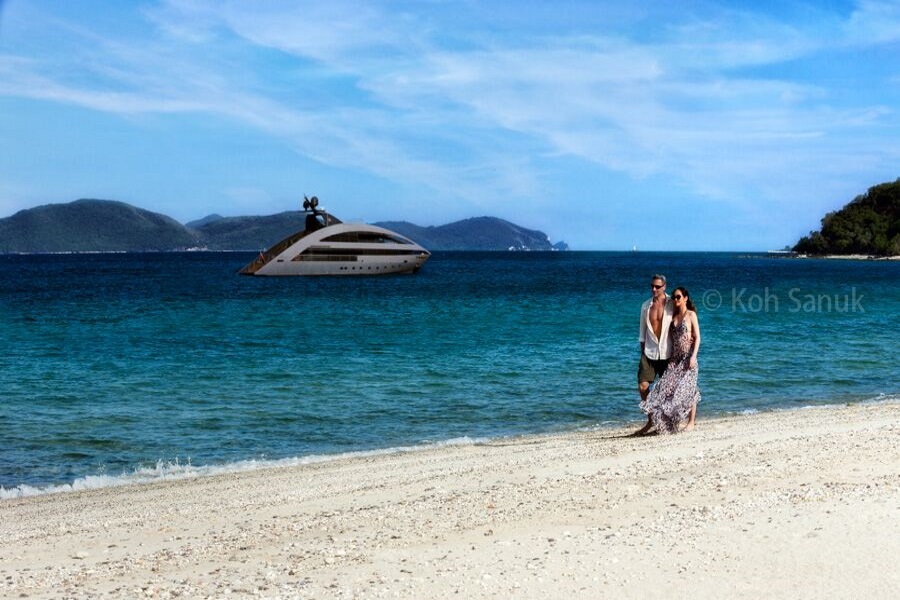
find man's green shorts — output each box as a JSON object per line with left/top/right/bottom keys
{"left": 638, "top": 353, "right": 668, "bottom": 384}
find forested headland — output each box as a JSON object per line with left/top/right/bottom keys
{"left": 794, "top": 179, "right": 900, "bottom": 256}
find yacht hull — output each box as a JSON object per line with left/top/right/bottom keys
{"left": 254, "top": 252, "right": 429, "bottom": 276}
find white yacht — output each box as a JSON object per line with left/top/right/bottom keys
{"left": 239, "top": 197, "right": 430, "bottom": 276}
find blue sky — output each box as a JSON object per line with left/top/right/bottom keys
{"left": 1, "top": 1, "right": 898, "bottom": 250}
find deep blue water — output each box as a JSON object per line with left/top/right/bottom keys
{"left": 1, "top": 251, "right": 897, "bottom": 496}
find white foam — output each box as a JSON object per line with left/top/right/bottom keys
{"left": 860, "top": 392, "right": 900, "bottom": 405}
{"left": 727, "top": 392, "right": 900, "bottom": 418}
{"left": 0, "top": 437, "right": 486, "bottom": 500}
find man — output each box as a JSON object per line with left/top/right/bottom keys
{"left": 633, "top": 274, "right": 674, "bottom": 436}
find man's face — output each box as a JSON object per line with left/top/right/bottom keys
{"left": 651, "top": 278, "right": 666, "bottom": 299}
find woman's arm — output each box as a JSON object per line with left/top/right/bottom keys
{"left": 689, "top": 310, "right": 701, "bottom": 369}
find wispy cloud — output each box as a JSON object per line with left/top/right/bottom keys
{"left": 161, "top": 1, "right": 895, "bottom": 210}
{"left": 845, "top": 0, "right": 900, "bottom": 45}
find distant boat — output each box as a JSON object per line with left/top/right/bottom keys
{"left": 239, "top": 196, "right": 430, "bottom": 276}
{"left": 632, "top": 245, "right": 638, "bottom": 252}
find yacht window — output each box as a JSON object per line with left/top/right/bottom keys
{"left": 294, "top": 247, "right": 422, "bottom": 259}
{"left": 321, "top": 231, "right": 412, "bottom": 244}
{"left": 291, "top": 252, "right": 358, "bottom": 262}
{"left": 322, "top": 232, "right": 358, "bottom": 242}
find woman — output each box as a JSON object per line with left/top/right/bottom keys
{"left": 639, "top": 286, "right": 701, "bottom": 434}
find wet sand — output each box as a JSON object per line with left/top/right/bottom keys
{"left": 2, "top": 401, "right": 898, "bottom": 599}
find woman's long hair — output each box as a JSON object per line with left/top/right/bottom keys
{"left": 674, "top": 287, "right": 697, "bottom": 312}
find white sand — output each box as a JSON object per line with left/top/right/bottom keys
{"left": 2, "top": 401, "right": 898, "bottom": 599}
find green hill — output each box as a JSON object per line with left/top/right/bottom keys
{"left": 191, "top": 212, "right": 309, "bottom": 251}
{"left": 0, "top": 199, "right": 199, "bottom": 253}
{"left": 794, "top": 179, "right": 900, "bottom": 256}
{"left": 376, "top": 217, "right": 558, "bottom": 251}
{"left": 185, "top": 214, "right": 224, "bottom": 229}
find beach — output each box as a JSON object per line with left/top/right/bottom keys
{"left": 2, "top": 401, "right": 898, "bottom": 599}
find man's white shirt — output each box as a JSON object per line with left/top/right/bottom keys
{"left": 639, "top": 296, "right": 674, "bottom": 360}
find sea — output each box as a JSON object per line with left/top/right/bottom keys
{"left": 1, "top": 251, "right": 897, "bottom": 498}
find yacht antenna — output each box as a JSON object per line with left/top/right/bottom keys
{"left": 302, "top": 195, "right": 320, "bottom": 212}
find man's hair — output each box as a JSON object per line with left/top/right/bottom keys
{"left": 651, "top": 274, "right": 666, "bottom": 285}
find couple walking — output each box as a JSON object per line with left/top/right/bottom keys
{"left": 634, "top": 274, "right": 701, "bottom": 435}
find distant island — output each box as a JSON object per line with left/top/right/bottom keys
{"left": 794, "top": 179, "right": 900, "bottom": 257}
{"left": 0, "top": 199, "right": 568, "bottom": 253}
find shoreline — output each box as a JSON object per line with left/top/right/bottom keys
{"left": 4, "top": 395, "right": 897, "bottom": 501}
{"left": 3, "top": 401, "right": 898, "bottom": 598}
{"left": 792, "top": 253, "right": 900, "bottom": 261}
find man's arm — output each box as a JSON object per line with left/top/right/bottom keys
{"left": 638, "top": 301, "right": 647, "bottom": 344}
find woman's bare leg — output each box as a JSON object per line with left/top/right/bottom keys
{"left": 684, "top": 402, "right": 697, "bottom": 432}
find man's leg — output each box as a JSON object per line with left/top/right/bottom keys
{"left": 632, "top": 380, "right": 654, "bottom": 435}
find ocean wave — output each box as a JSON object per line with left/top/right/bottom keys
{"left": 0, "top": 437, "right": 486, "bottom": 500}
{"left": 725, "top": 392, "right": 900, "bottom": 417}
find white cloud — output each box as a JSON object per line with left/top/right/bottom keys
{"left": 221, "top": 1, "right": 410, "bottom": 64}
{"left": 845, "top": 0, "right": 900, "bottom": 45}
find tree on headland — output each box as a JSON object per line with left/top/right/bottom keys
{"left": 794, "top": 179, "right": 900, "bottom": 256}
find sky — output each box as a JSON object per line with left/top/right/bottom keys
{"left": 1, "top": 1, "right": 899, "bottom": 250}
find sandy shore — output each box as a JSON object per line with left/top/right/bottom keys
{"left": 794, "top": 254, "right": 900, "bottom": 260}
{"left": 2, "top": 402, "right": 898, "bottom": 599}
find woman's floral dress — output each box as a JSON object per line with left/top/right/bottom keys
{"left": 640, "top": 318, "right": 701, "bottom": 434}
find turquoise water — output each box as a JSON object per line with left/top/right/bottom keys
{"left": 1, "top": 252, "right": 897, "bottom": 496}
